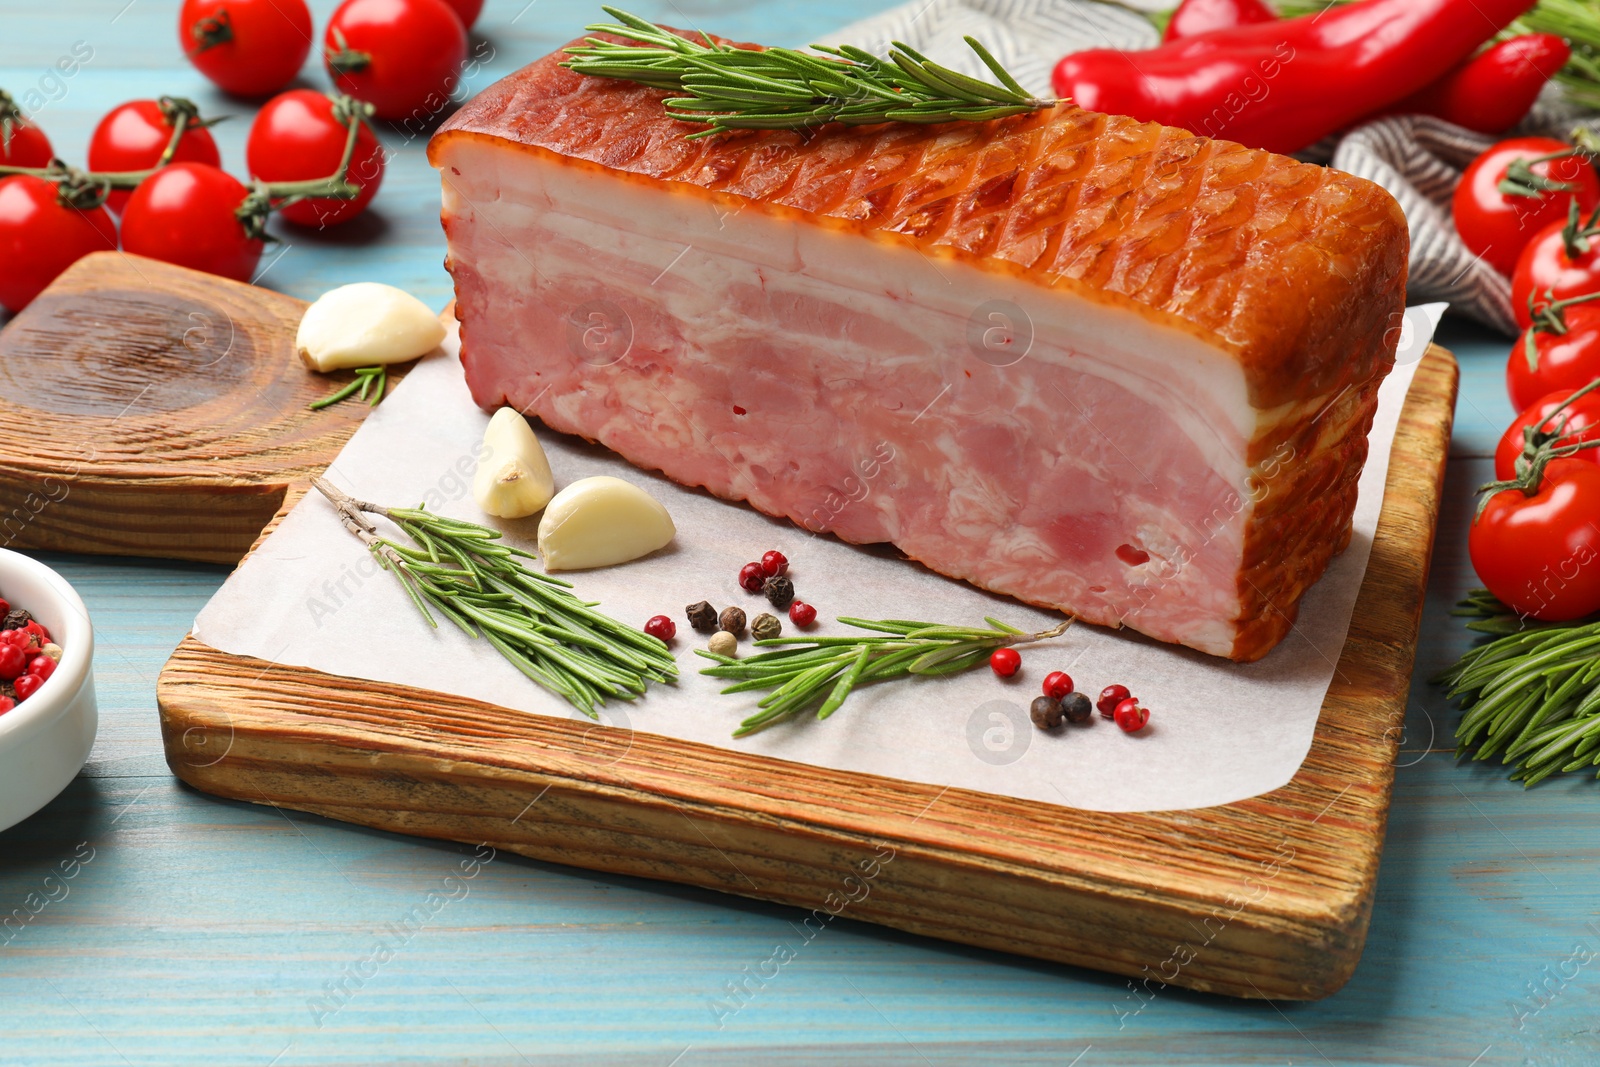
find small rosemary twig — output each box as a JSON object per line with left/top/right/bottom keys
{"left": 562, "top": 7, "right": 1053, "bottom": 138}
{"left": 313, "top": 477, "right": 676, "bottom": 716}
{"left": 309, "top": 365, "right": 387, "bottom": 410}
{"left": 698, "top": 615, "right": 1072, "bottom": 736}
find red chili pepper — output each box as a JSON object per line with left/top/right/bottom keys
{"left": 1161, "top": 0, "right": 1275, "bottom": 43}
{"left": 1390, "top": 34, "right": 1570, "bottom": 134}
{"left": 1052, "top": 0, "right": 1537, "bottom": 155}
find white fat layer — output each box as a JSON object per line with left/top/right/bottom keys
{"left": 439, "top": 141, "right": 1262, "bottom": 493}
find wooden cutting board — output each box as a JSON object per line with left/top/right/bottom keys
{"left": 0, "top": 253, "right": 410, "bottom": 564}
{"left": 130, "top": 260, "right": 1458, "bottom": 1004}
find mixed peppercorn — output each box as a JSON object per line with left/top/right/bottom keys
{"left": 0, "top": 601, "right": 61, "bottom": 715}
{"left": 649, "top": 549, "right": 817, "bottom": 658}
{"left": 1001, "top": 664, "right": 1150, "bottom": 735}
{"left": 651, "top": 548, "right": 1150, "bottom": 738}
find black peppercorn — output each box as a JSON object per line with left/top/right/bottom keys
{"left": 2, "top": 608, "right": 31, "bottom": 631}
{"left": 1061, "top": 692, "right": 1093, "bottom": 724}
{"left": 752, "top": 612, "right": 782, "bottom": 641}
{"left": 719, "top": 606, "right": 747, "bottom": 637}
{"left": 763, "top": 575, "right": 795, "bottom": 609}
{"left": 1030, "top": 695, "right": 1064, "bottom": 730}
{"left": 685, "top": 600, "right": 718, "bottom": 633}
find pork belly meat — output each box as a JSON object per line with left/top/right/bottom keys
{"left": 428, "top": 35, "right": 1409, "bottom": 662}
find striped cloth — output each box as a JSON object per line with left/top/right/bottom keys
{"left": 824, "top": 0, "right": 1600, "bottom": 335}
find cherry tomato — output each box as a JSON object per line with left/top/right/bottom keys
{"left": 246, "top": 91, "right": 384, "bottom": 228}
{"left": 1511, "top": 213, "right": 1600, "bottom": 330}
{"left": 88, "top": 99, "right": 222, "bottom": 215}
{"left": 324, "top": 0, "right": 468, "bottom": 122}
{"left": 1494, "top": 389, "right": 1600, "bottom": 480}
{"left": 180, "top": 0, "right": 314, "bottom": 98}
{"left": 0, "top": 176, "right": 119, "bottom": 314}
{"left": 120, "top": 163, "right": 263, "bottom": 283}
{"left": 0, "top": 94, "right": 52, "bottom": 168}
{"left": 439, "top": 0, "right": 482, "bottom": 29}
{"left": 1508, "top": 305, "right": 1600, "bottom": 412}
{"left": 1453, "top": 138, "right": 1600, "bottom": 278}
{"left": 1471, "top": 457, "right": 1600, "bottom": 621}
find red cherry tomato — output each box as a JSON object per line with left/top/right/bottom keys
{"left": 1471, "top": 457, "right": 1600, "bottom": 621}
{"left": 88, "top": 100, "right": 222, "bottom": 215}
{"left": 1494, "top": 389, "right": 1600, "bottom": 480}
{"left": 0, "top": 176, "right": 119, "bottom": 314}
{"left": 439, "top": 0, "right": 482, "bottom": 29}
{"left": 246, "top": 91, "right": 384, "bottom": 227}
{"left": 120, "top": 163, "right": 263, "bottom": 283}
{"left": 324, "top": 0, "right": 468, "bottom": 122}
{"left": 1511, "top": 213, "right": 1600, "bottom": 330}
{"left": 1454, "top": 138, "right": 1600, "bottom": 278}
{"left": 1508, "top": 305, "right": 1600, "bottom": 412}
{"left": 180, "top": 0, "right": 314, "bottom": 97}
{"left": 1, "top": 97, "right": 53, "bottom": 168}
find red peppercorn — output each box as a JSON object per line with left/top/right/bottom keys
{"left": 13, "top": 673, "right": 42, "bottom": 701}
{"left": 989, "top": 647, "right": 1021, "bottom": 678}
{"left": 24, "top": 620, "right": 49, "bottom": 644}
{"left": 1113, "top": 698, "right": 1149, "bottom": 733}
{"left": 1097, "top": 684, "right": 1131, "bottom": 718}
{"left": 761, "top": 550, "right": 789, "bottom": 577}
{"left": 643, "top": 615, "right": 676, "bottom": 642}
{"left": 27, "top": 655, "right": 55, "bottom": 682}
{"left": 0, "top": 598, "right": 10, "bottom": 617}
{"left": 789, "top": 601, "right": 817, "bottom": 628}
{"left": 0, "top": 696, "right": 13, "bottom": 715}
{"left": 0, "top": 644, "right": 25, "bottom": 681}
{"left": 738, "top": 562, "right": 766, "bottom": 592}
{"left": 1042, "top": 671, "right": 1073, "bottom": 700}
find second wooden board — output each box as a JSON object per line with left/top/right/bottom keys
{"left": 155, "top": 345, "right": 1458, "bottom": 1001}
{"left": 0, "top": 254, "right": 405, "bottom": 564}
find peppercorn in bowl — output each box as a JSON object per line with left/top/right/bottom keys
{"left": 0, "top": 550, "right": 96, "bottom": 833}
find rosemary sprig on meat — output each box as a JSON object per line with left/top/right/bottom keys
{"left": 314, "top": 477, "right": 676, "bottom": 716}
{"left": 562, "top": 7, "right": 1053, "bottom": 138}
{"left": 699, "top": 615, "right": 1072, "bottom": 737}
{"left": 1436, "top": 590, "right": 1600, "bottom": 785}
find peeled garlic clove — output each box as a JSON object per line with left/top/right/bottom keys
{"left": 297, "top": 282, "right": 447, "bottom": 372}
{"left": 538, "top": 476, "right": 675, "bottom": 571}
{"left": 473, "top": 407, "right": 555, "bottom": 519}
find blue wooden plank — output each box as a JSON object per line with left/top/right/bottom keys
{"left": 3, "top": 0, "right": 1598, "bottom": 1063}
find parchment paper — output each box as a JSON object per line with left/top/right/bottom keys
{"left": 193, "top": 305, "right": 1442, "bottom": 813}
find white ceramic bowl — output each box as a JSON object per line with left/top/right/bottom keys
{"left": 0, "top": 550, "right": 96, "bottom": 833}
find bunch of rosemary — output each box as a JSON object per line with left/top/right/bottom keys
{"left": 314, "top": 478, "right": 675, "bottom": 716}
{"left": 562, "top": 7, "right": 1052, "bottom": 137}
{"left": 1437, "top": 590, "right": 1600, "bottom": 785}
{"left": 699, "top": 616, "right": 1072, "bottom": 737}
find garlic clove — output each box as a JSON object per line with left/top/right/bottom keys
{"left": 473, "top": 407, "right": 555, "bottom": 519}
{"left": 296, "top": 282, "right": 447, "bottom": 372}
{"left": 537, "top": 476, "right": 675, "bottom": 571}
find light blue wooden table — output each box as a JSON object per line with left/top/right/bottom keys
{"left": 1, "top": 2, "right": 1592, "bottom": 1064}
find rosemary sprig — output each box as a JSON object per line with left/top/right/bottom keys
{"left": 562, "top": 7, "right": 1053, "bottom": 138}
{"left": 1437, "top": 591, "right": 1600, "bottom": 785}
{"left": 699, "top": 615, "right": 1072, "bottom": 736}
{"left": 309, "top": 365, "right": 388, "bottom": 411}
{"left": 313, "top": 477, "right": 675, "bottom": 716}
